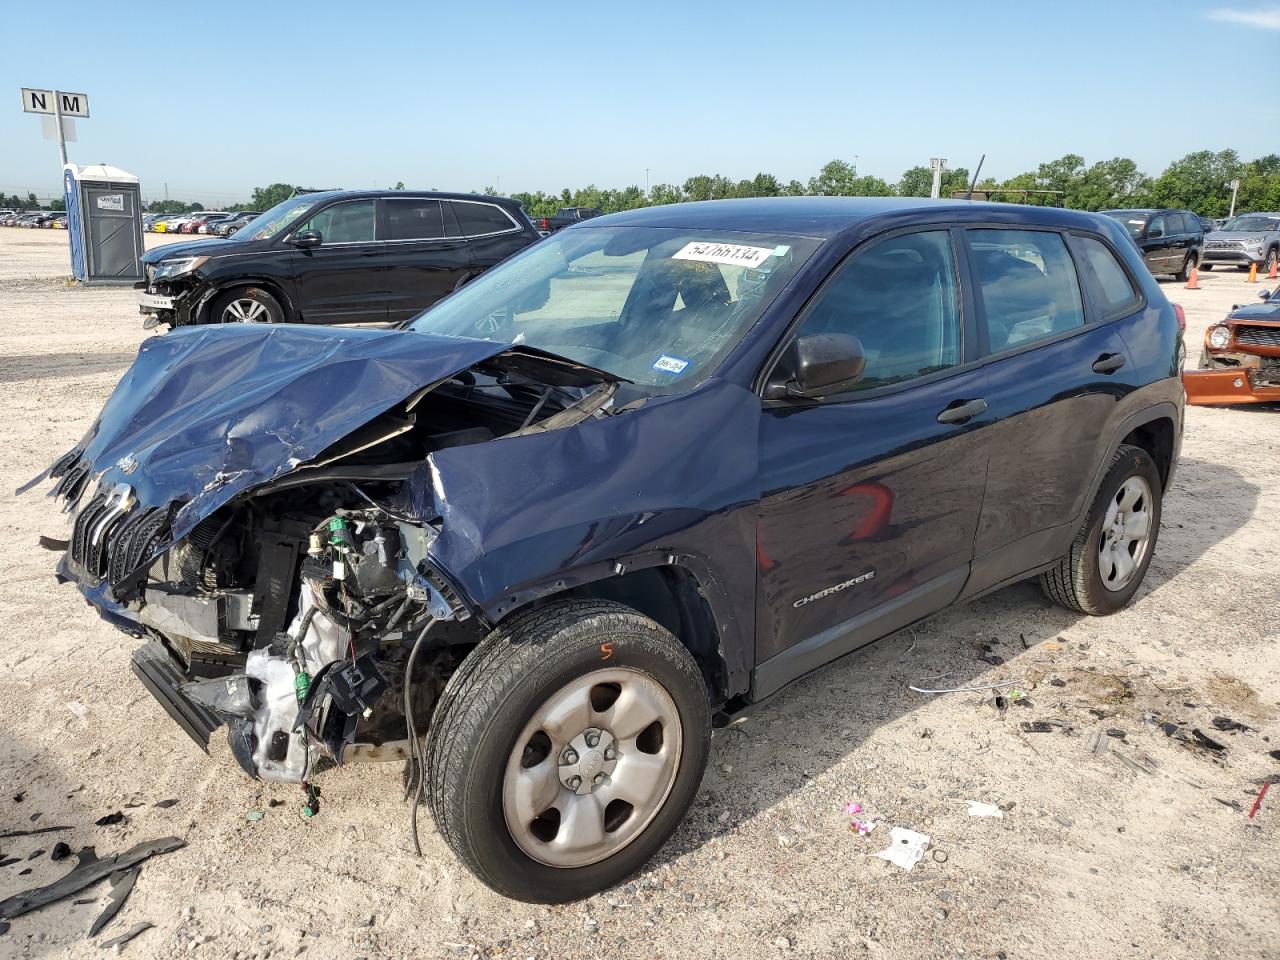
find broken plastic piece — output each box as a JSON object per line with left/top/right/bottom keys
{"left": 843, "top": 802, "right": 862, "bottom": 816}
{"left": 100, "top": 921, "right": 153, "bottom": 950}
{"left": 1210, "top": 716, "right": 1253, "bottom": 733}
{"left": 95, "top": 812, "right": 124, "bottom": 827}
{"left": 50, "top": 843, "right": 71, "bottom": 861}
{"left": 872, "top": 827, "right": 930, "bottom": 871}
{"left": 963, "top": 800, "right": 1004, "bottom": 818}
{"left": 1190, "top": 729, "right": 1227, "bottom": 753}
{"left": 245, "top": 810, "right": 264, "bottom": 822}
{"left": 909, "top": 678, "right": 1025, "bottom": 695}
{"left": 88, "top": 868, "right": 138, "bottom": 937}
{"left": 1020, "top": 721, "right": 1056, "bottom": 733}
{"left": 1248, "top": 781, "right": 1270, "bottom": 820}
{"left": 0, "top": 837, "right": 184, "bottom": 920}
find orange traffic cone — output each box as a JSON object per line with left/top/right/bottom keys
{"left": 1269, "top": 257, "right": 1278, "bottom": 280}
{"left": 1248, "top": 262, "right": 1258, "bottom": 283}
{"left": 1185, "top": 264, "right": 1200, "bottom": 289}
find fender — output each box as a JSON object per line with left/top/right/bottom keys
{"left": 193, "top": 275, "right": 299, "bottom": 325}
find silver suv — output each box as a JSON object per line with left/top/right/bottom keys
{"left": 1201, "top": 212, "right": 1280, "bottom": 272}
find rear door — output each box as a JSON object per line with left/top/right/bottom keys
{"left": 753, "top": 228, "right": 992, "bottom": 695}
{"left": 448, "top": 199, "right": 532, "bottom": 275}
{"left": 380, "top": 196, "right": 471, "bottom": 323}
{"left": 289, "top": 198, "right": 387, "bottom": 323}
{"left": 961, "top": 226, "right": 1137, "bottom": 597}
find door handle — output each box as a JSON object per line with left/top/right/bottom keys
{"left": 1092, "top": 352, "right": 1126, "bottom": 374}
{"left": 937, "top": 398, "right": 988, "bottom": 424}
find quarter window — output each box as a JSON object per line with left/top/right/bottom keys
{"left": 385, "top": 198, "right": 446, "bottom": 241}
{"left": 1071, "top": 235, "right": 1140, "bottom": 319}
{"left": 969, "top": 229, "right": 1085, "bottom": 352}
{"left": 450, "top": 202, "right": 516, "bottom": 237}
{"left": 789, "top": 230, "right": 962, "bottom": 392}
{"left": 1146, "top": 215, "right": 1166, "bottom": 238}
{"left": 298, "top": 200, "right": 376, "bottom": 244}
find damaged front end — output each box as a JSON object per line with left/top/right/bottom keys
{"left": 26, "top": 323, "right": 619, "bottom": 783}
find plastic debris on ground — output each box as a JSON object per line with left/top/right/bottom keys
{"left": 962, "top": 800, "right": 1004, "bottom": 818}
{"left": 841, "top": 801, "right": 877, "bottom": 835}
{"left": 245, "top": 810, "right": 265, "bottom": 822}
{"left": 100, "top": 921, "right": 153, "bottom": 951}
{"left": 872, "top": 827, "right": 930, "bottom": 871}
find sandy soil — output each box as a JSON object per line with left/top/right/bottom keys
{"left": 0, "top": 228, "right": 1276, "bottom": 960}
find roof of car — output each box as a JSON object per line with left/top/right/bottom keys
{"left": 593, "top": 197, "right": 1110, "bottom": 239}
{"left": 291, "top": 189, "right": 521, "bottom": 207}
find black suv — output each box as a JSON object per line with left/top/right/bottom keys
{"left": 33, "top": 198, "right": 1182, "bottom": 903}
{"left": 1101, "top": 208, "right": 1203, "bottom": 280}
{"left": 137, "top": 191, "right": 540, "bottom": 327}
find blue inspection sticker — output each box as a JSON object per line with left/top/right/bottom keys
{"left": 651, "top": 354, "right": 691, "bottom": 375}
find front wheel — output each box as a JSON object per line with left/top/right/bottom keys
{"left": 1265, "top": 248, "right": 1278, "bottom": 275}
{"left": 206, "top": 286, "right": 284, "bottom": 324}
{"left": 426, "top": 600, "right": 710, "bottom": 903}
{"left": 1041, "top": 444, "right": 1162, "bottom": 615}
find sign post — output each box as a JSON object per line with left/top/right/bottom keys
{"left": 20, "top": 88, "right": 90, "bottom": 168}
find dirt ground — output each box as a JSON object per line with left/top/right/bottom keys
{"left": 0, "top": 227, "right": 1276, "bottom": 960}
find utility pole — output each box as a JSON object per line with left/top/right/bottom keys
{"left": 1229, "top": 179, "right": 1240, "bottom": 218}
{"left": 52, "top": 89, "right": 68, "bottom": 167}
{"left": 929, "top": 158, "right": 947, "bottom": 199}
{"left": 645, "top": 168, "right": 650, "bottom": 195}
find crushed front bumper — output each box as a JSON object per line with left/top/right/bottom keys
{"left": 1183, "top": 366, "right": 1280, "bottom": 405}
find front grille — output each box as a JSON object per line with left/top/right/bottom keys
{"left": 71, "top": 492, "right": 113, "bottom": 579}
{"left": 1208, "top": 240, "right": 1243, "bottom": 249}
{"left": 1235, "top": 325, "right": 1280, "bottom": 348}
{"left": 68, "top": 484, "right": 162, "bottom": 594}
{"left": 106, "top": 507, "right": 167, "bottom": 589}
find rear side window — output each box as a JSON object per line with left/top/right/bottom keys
{"left": 791, "top": 229, "right": 962, "bottom": 392}
{"left": 450, "top": 202, "right": 516, "bottom": 237}
{"left": 385, "top": 198, "right": 446, "bottom": 240}
{"left": 1070, "top": 235, "right": 1141, "bottom": 320}
{"left": 969, "top": 230, "right": 1085, "bottom": 353}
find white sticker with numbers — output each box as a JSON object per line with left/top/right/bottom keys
{"left": 672, "top": 241, "right": 776, "bottom": 269}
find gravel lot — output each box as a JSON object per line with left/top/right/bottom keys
{"left": 0, "top": 228, "right": 1276, "bottom": 960}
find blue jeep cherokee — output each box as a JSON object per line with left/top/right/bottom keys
{"left": 28, "top": 197, "right": 1183, "bottom": 902}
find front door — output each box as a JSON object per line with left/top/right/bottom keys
{"left": 753, "top": 228, "right": 991, "bottom": 697}
{"left": 289, "top": 198, "right": 388, "bottom": 324}
{"left": 1140, "top": 213, "right": 1172, "bottom": 274}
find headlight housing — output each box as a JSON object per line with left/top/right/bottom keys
{"left": 1208, "top": 325, "right": 1232, "bottom": 350}
{"left": 151, "top": 256, "right": 208, "bottom": 280}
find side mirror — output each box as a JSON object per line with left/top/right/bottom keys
{"left": 291, "top": 230, "right": 322, "bottom": 249}
{"left": 1145, "top": 226, "right": 1163, "bottom": 239}
{"left": 765, "top": 333, "right": 866, "bottom": 400}
{"left": 1260, "top": 289, "right": 1271, "bottom": 301}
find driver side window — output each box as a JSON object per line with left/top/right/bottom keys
{"left": 298, "top": 200, "right": 376, "bottom": 244}
{"left": 788, "top": 230, "right": 962, "bottom": 392}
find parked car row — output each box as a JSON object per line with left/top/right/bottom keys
{"left": 1, "top": 210, "right": 67, "bottom": 228}
{"left": 144, "top": 211, "right": 255, "bottom": 235}
{"left": 525, "top": 206, "right": 602, "bottom": 236}
{"left": 1100, "top": 207, "right": 1280, "bottom": 279}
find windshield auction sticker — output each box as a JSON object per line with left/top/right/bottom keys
{"left": 672, "top": 241, "right": 776, "bottom": 269}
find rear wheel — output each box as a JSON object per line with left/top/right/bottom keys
{"left": 207, "top": 286, "right": 283, "bottom": 325}
{"left": 1176, "top": 253, "right": 1196, "bottom": 282}
{"left": 426, "top": 600, "right": 710, "bottom": 903}
{"left": 1265, "top": 248, "right": 1278, "bottom": 274}
{"left": 1041, "top": 444, "right": 1162, "bottom": 615}
{"left": 1199, "top": 263, "right": 1214, "bottom": 271}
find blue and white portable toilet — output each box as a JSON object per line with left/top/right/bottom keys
{"left": 62, "top": 163, "right": 144, "bottom": 285}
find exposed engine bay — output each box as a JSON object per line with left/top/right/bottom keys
{"left": 31, "top": 328, "right": 622, "bottom": 799}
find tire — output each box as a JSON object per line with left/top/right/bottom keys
{"left": 206, "top": 286, "right": 284, "bottom": 325}
{"left": 1199, "top": 263, "right": 1214, "bottom": 271}
{"left": 426, "top": 599, "right": 710, "bottom": 903}
{"left": 1040, "top": 444, "right": 1162, "bottom": 616}
{"left": 1176, "top": 253, "right": 1196, "bottom": 282}
{"left": 1266, "top": 248, "right": 1279, "bottom": 274}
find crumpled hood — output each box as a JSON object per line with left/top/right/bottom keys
{"left": 25, "top": 324, "right": 513, "bottom": 545}
{"left": 1228, "top": 296, "right": 1280, "bottom": 321}
{"left": 141, "top": 236, "right": 256, "bottom": 263}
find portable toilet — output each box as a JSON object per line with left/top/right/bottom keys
{"left": 62, "top": 163, "right": 144, "bottom": 285}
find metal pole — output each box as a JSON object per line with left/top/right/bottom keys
{"left": 645, "top": 168, "right": 650, "bottom": 194}
{"left": 1229, "top": 179, "right": 1240, "bottom": 218}
{"left": 52, "top": 89, "right": 68, "bottom": 167}
{"left": 929, "top": 158, "right": 946, "bottom": 199}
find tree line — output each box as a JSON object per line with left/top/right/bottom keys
{"left": 42, "top": 148, "right": 1275, "bottom": 220}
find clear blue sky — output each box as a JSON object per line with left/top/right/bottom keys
{"left": 4, "top": 0, "right": 1278, "bottom": 205}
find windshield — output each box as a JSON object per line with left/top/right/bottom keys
{"left": 409, "top": 225, "right": 821, "bottom": 391}
{"left": 1221, "top": 215, "right": 1280, "bottom": 233}
{"left": 233, "top": 194, "right": 322, "bottom": 241}
{"left": 1102, "top": 211, "right": 1149, "bottom": 238}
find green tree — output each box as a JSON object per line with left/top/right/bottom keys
{"left": 1070, "top": 157, "right": 1151, "bottom": 210}
{"left": 897, "top": 165, "right": 933, "bottom": 197}
{"left": 1149, "top": 150, "right": 1242, "bottom": 216}
{"left": 808, "top": 160, "right": 893, "bottom": 197}
{"left": 49, "top": 198, "right": 66, "bottom": 211}
{"left": 649, "top": 183, "right": 683, "bottom": 206}
{"left": 1235, "top": 154, "right": 1280, "bottom": 212}
{"left": 250, "top": 183, "right": 300, "bottom": 211}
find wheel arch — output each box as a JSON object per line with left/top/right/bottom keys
{"left": 194, "top": 277, "right": 297, "bottom": 324}
{"left": 1076, "top": 402, "right": 1181, "bottom": 531}
{"left": 485, "top": 555, "right": 741, "bottom": 708}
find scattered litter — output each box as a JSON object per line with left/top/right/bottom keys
{"left": 26, "top": 850, "right": 44, "bottom": 861}
{"left": 89, "top": 868, "right": 138, "bottom": 937}
{"left": 1049, "top": 678, "right": 1067, "bottom": 688}
{"left": 99, "top": 921, "right": 153, "bottom": 951}
{"left": 66, "top": 701, "right": 88, "bottom": 721}
{"left": 1211, "top": 716, "right": 1253, "bottom": 733}
{"left": 1190, "top": 729, "right": 1227, "bottom": 754}
{"left": 1106, "top": 729, "right": 1127, "bottom": 739}
{"left": 1112, "top": 751, "right": 1157, "bottom": 776}
{"left": 245, "top": 810, "right": 265, "bottom": 822}
{"left": 1042, "top": 641, "right": 1061, "bottom": 652}
{"left": 153, "top": 799, "right": 178, "bottom": 809}
{"left": 843, "top": 802, "right": 863, "bottom": 816}
{"left": 1271, "top": 750, "right": 1280, "bottom": 762}
{"left": 1054, "top": 815, "right": 1073, "bottom": 828}
{"left": 1248, "top": 782, "right": 1270, "bottom": 820}
{"left": 12, "top": 792, "right": 23, "bottom": 803}
{"left": 0, "top": 837, "right": 184, "bottom": 920}
{"left": 1020, "top": 721, "right": 1056, "bottom": 733}
{"left": 962, "top": 800, "right": 1004, "bottom": 818}
{"left": 0, "top": 920, "right": 7, "bottom": 935}
{"left": 978, "top": 646, "right": 1005, "bottom": 666}
{"left": 94, "top": 812, "right": 124, "bottom": 827}
{"left": 931, "top": 849, "right": 948, "bottom": 863}
{"left": 1087, "top": 730, "right": 1109, "bottom": 757}
{"left": 18, "top": 869, "right": 31, "bottom": 877}
{"left": 50, "top": 843, "right": 71, "bottom": 862}
{"left": 841, "top": 801, "right": 876, "bottom": 834}
{"left": 0, "top": 859, "right": 18, "bottom": 869}
{"left": 910, "top": 678, "right": 1025, "bottom": 695}
{"left": 872, "top": 827, "right": 930, "bottom": 871}
{"left": 1215, "top": 797, "right": 1243, "bottom": 812}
